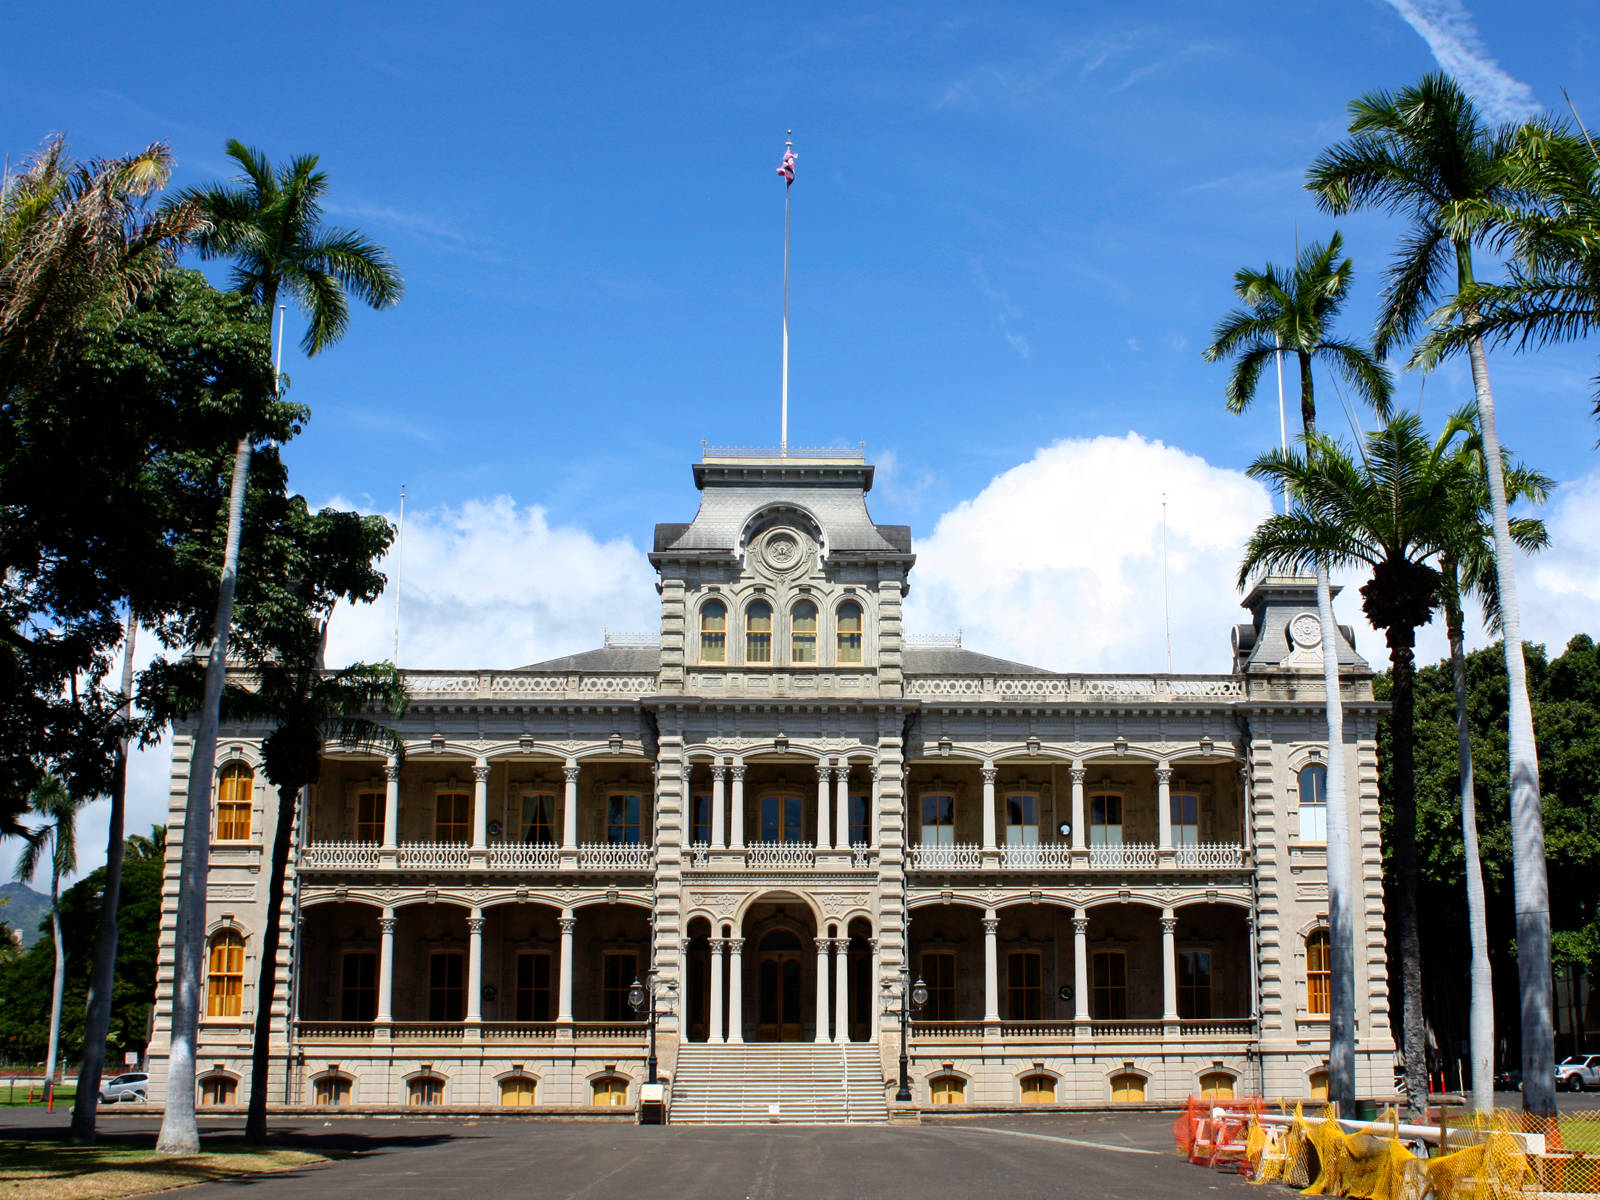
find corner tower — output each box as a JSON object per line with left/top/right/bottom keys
{"left": 650, "top": 446, "right": 914, "bottom": 699}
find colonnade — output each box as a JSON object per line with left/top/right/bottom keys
{"left": 375, "top": 755, "right": 586, "bottom": 852}
{"left": 695, "top": 934, "right": 880, "bottom": 1043}
{"left": 698, "top": 760, "right": 873, "bottom": 850}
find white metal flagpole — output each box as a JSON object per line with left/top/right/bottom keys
{"left": 780, "top": 130, "right": 793, "bottom": 452}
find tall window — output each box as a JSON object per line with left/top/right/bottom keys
{"left": 759, "top": 794, "right": 804, "bottom": 843}
{"left": 745, "top": 601, "right": 772, "bottom": 663}
{"left": 340, "top": 951, "right": 378, "bottom": 1021}
{"left": 602, "top": 952, "right": 639, "bottom": 1022}
{"left": 1299, "top": 764, "right": 1328, "bottom": 841}
{"left": 355, "top": 790, "right": 385, "bottom": 842}
{"left": 217, "top": 763, "right": 253, "bottom": 841}
{"left": 690, "top": 792, "right": 712, "bottom": 845}
{"left": 519, "top": 792, "right": 556, "bottom": 843}
{"left": 1005, "top": 794, "right": 1040, "bottom": 845}
{"left": 1091, "top": 950, "right": 1127, "bottom": 1019}
{"left": 849, "top": 792, "right": 871, "bottom": 847}
{"left": 1178, "top": 950, "right": 1212, "bottom": 1019}
{"left": 700, "top": 600, "right": 727, "bottom": 663}
{"left": 1306, "top": 929, "right": 1331, "bottom": 1015}
{"left": 836, "top": 601, "right": 863, "bottom": 663}
{"left": 1089, "top": 793, "right": 1123, "bottom": 846}
{"left": 428, "top": 951, "right": 465, "bottom": 1022}
{"left": 435, "top": 792, "right": 470, "bottom": 842}
{"left": 516, "top": 951, "right": 553, "bottom": 1021}
{"left": 1308, "top": 1070, "right": 1330, "bottom": 1101}
{"left": 408, "top": 1075, "right": 444, "bottom": 1106}
{"left": 1171, "top": 792, "right": 1200, "bottom": 846}
{"left": 206, "top": 931, "right": 245, "bottom": 1017}
{"left": 791, "top": 600, "right": 817, "bottom": 663}
{"left": 1007, "top": 951, "right": 1042, "bottom": 1020}
{"left": 607, "top": 793, "right": 643, "bottom": 844}
{"left": 920, "top": 951, "right": 957, "bottom": 1021}
{"left": 920, "top": 794, "right": 955, "bottom": 845}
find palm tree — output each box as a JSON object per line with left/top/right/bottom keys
{"left": 126, "top": 825, "right": 167, "bottom": 861}
{"left": 1309, "top": 73, "right": 1559, "bottom": 1115}
{"left": 14, "top": 776, "right": 84, "bottom": 1108}
{"left": 1203, "top": 233, "right": 1390, "bottom": 1110}
{"left": 155, "top": 143, "right": 401, "bottom": 1156}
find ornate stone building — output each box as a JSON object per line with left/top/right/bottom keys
{"left": 147, "top": 445, "right": 1394, "bottom": 1118}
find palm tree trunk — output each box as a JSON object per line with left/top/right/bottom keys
{"left": 1447, "top": 588, "right": 1494, "bottom": 1114}
{"left": 1459, "top": 272, "right": 1554, "bottom": 1116}
{"left": 156, "top": 436, "right": 252, "bottom": 1156}
{"left": 45, "top": 867, "right": 65, "bottom": 1107}
{"left": 70, "top": 617, "right": 137, "bottom": 1142}
{"left": 1387, "top": 623, "right": 1427, "bottom": 1112}
{"left": 245, "top": 781, "right": 299, "bottom": 1144}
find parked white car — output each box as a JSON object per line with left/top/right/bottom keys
{"left": 98, "top": 1072, "right": 148, "bottom": 1103}
{"left": 1555, "top": 1055, "right": 1600, "bottom": 1092}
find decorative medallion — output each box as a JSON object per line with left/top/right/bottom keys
{"left": 1289, "top": 612, "right": 1323, "bottom": 650}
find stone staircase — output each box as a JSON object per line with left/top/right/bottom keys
{"left": 669, "top": 1042, "right": 889, "bottom": 1124}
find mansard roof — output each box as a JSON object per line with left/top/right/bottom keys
{"left": 519, "top": 646, "right": 663, "bottom": 672}
{"left": 517, "top": 643, "right": 1053, "bottom": 677}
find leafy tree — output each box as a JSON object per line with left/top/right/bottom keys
{"left": 1204, "top": 232, "right": 1391, "bottom": 1108}
{"left": 1309, "top": 73, "right": 1559, "bottom": 1113}
{"left": 13, "top": 776, "right": 83, "bottom": 1104}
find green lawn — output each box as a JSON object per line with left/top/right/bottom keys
{"left": 0, "top": 1138, "right": 327, "bottom": 1200}
{"left": 1559, "top": 1115, "right": 1600, "bottom": 1153}
{"left": 0, "top": 1082, "right": 77, "bottom": 1107}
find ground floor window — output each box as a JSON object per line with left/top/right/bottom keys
{"left": 929, "top": 1075, "right": 965, "bottom": 1104}
{"left": 1199, "top": 1071, "right": 1235, "bottom": 1100}
{"left": 341, "top": 951, "right": 377, "bottom": 1021}
{"left": 1178, "top": 949, "right": 1212, "bottom": 1019}
{"left": 1007, "top": 951, "right": 1042, "bottom": 1020}
{"left": 592, "top": 1076, "right": 629, "bottom": 1106}
{"left": 429, "top": 951, "right": 465, "bottom": 1022}
{"left": 1306, "top": 929, "right": 1331, "bottom": 1016}
{"left": 199, "top": 1076, "right": 236, "bottom": 1106}
{"left": 1092, "top": 951, "right": 1127, "bottom": 1019}
{"left": 500, "top": 1076, "right": 536, "bottom": 1106}
{"left": 602, "top": 951, "right": 639, "bottom": 1021}
{"left": 516, "top": 951, "right": 553, "bottom": 1022}
{"left": 1020, "top": 1073, "right": 1055, "bottom": 1103}
{"left": 408, "top": 1075, "right": 444, "bottom": 1106}
{"left": 315, "top": 1075, "right": 351, "bottom": 1106}
{"left": 1110, "top": 1072, "right": 1147, "bottom": 1103}
{"left": 1309, "top": 1070, "right": 1329, "bottom": 1101}
{"left": 921, "top": 951, "right": 957, "bottom": 1021}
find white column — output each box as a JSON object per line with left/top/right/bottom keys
{"left": 471, "top": 760, "right": 489, "bottom": 852}
{"left": 834, "top": 766, "right": 850, "bottom": 850}
{"left": 1246, "top": 915, "right": 1260, "bottom": 1021}
{"left": 557, "top": 910, "right": 575, "bottom": 1023}
{"left": 727, "top": 938, "right": 744, "bottom": 1044}
{"left": 466, "top": 910, "right": 484, "bottom": 1023}
{"left": 981, "top": 763, "right": 998, "bottom": 851}
{"left": 869, "top": 938, "right": 882, "bottom": 1039}
{"left": 833, "top": 938, "right": 850, "bottom": 1043}
{"left": 1157, "top": 764, "right": 1173, "bottom": 852}
{"left": 709, "top": 938, "right": 726, "bottom": 1043}
{"left": 382, "top": 758, "right": 400, "bottom": 850}
{"left": 1239, "top": 764, "right": 1253, "bottom": 853}
{"left": 711, "top": 764, "right": 727, "bottom": 849}
{"left": 815, "top": 765, "right": 832, "bottom": 849}
{"left": 729, "top": 764, "right": 746, "bottom": 850}
{"left": 1073, "top": 911, "right": 1090, "bottom": 1023}
{"left": 1161, "top": 907, "right": 1179, "bottom": 1023}
{"left": 869, "top": 766, "right": 881, "bottom": 850}
{"left": 562, "top": 762, "right": 579, "bottom": 850}
{"left": 1070, "top": 764, "right": 1086, "bottom": 852}
{"left": 814, "top": 937, "right": 831, "bottom": 1043}
{"left": 982, "top": 910, "right": 1000, "bottom": 1023}
{"left": 376, "top": 909, "right": 396, "bottom": 1023}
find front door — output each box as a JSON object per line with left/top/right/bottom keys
{"left": 757, "top": 951, "right": 803, "bottom": 1040}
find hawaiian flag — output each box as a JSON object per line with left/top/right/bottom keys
{"left": 777, "top": 148, "right": 796, "bottom": 186}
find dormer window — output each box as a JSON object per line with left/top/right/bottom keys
{"left": 837, "top": 601, "right": 863, "bottom": 663}
{"left": 700, "top": 600, "right": 727, "bottom": 663}
{"left": 746, "top": 601, "right": 772, "bottom": 664}
{"left": 791, "top": 601, "right": 817, "bottom": 664}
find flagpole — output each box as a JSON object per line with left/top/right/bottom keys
{"left": 781, "top": 130, "right": 792, "bottom": 454}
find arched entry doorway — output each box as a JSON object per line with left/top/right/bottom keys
{"left": 738, "top": 897, "right": 819, "bottom": 1042}
{"left": 756, "top": 929, "right": 804, "bottom": 1041}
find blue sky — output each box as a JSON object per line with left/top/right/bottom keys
{"left": 5, "top": 1, "right": 1600, "bottom": 882}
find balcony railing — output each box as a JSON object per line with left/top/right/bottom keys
{"left": 746, "top": 841, "right": 816, "bottom": 869}
{"left": 906, "top": 843, "right": 982, "bottom": 870}
{"left": 1087, "top": 842, "right": 1160, "bottom": 869}
{"left": 909, "top": 1018, "right": 1256, "bottom": 1040}
{"left": 487, "top": 843, "right": 561, "bottom": 870}
{"left": 905, "top": 842, "right": 1243, "bottom": 871}
{"left": 1173, "top": 842, "right": 1246, "bottom": 869}
{"left": 294, "top": 1021, "right": 648, "bottom": 1042}
{"left": 576, "top": 842, "right": 654, "bottom": 870}
{"left": 301, "top": 841, "right": 381, "bottom": 870}
{"left": 905, "top": 674, "right": 1246, "bottom": 702}
{"left": 998, "top": 843, "right": 1074, "bottom": 868}
{"left": 398, "top": 841, "right": 472, "bottom": 870}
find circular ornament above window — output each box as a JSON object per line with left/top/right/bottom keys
{"left": 757, "top": 526, "right": 812, "bottom": 577}
{"left": 1288, "top": 612, "right": 1323, "bottom": 650}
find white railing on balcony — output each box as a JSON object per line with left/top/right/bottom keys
{"left": 906, "top": 843, "right": 983, "bottom": 870}
{"left": 481, "top": 1023, "right": 560, "bottom": 1040}
{"left": 849, "top": 846, "right": 878, "bottom": 869}
{"left": 398, "top": 841, "right": 471, "bottom": 870}
{"left": 1087, "top": 842, "right": 1160, "bottom": 869}
{"left": 294, "top": 1022, "right": 376, "bottom": 1041}
{"left": 998, "top": 843, "right": 1074, "bottom": 869}
{"left": 301, "top": 841, "right": 381, "bottom": 870}
{"left": 576, "top": 842, "right": 654, "bottom": 870}
{"left": 388, "top": 1023, "right": 467, "bottom": 1040}
{"left": 909, "top": 1022, "right": 989, "bottom": 1039}
{"left": 1090, "top": 1020, "right": 1166, "bottom": 1038}
{"left": 1179, "top": 1018, "right": 1256, "bottom": 1037}
{"left": 487, "top": 843, "right": 561, "bottom": 870}
{"left": 1173, "top": 843, "right": 1246, "bottom": 869}
{"left": 686, "top": 842, "right": 710, "bottom": 869}
{"left": 746, "top": 841, "right": 817, "bottom": 869}
{"left": 572, "top": 1022, "right": 648, "bottom": 1039}
{"left": 905, "top": 674, "right": 1245, "bottom": 702}
{"left": 401, "top": 669, "right": 659, "bottom": 701}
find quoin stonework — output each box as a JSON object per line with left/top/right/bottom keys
{"left": 147, "top": 444, "right": 1395, "bottom": 1119}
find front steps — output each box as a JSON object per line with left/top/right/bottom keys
{"left": 669, "top": 1042, "right": 889, "bottom": 1124}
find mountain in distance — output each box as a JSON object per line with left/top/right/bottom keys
{"left": 0, "top": 882, "right": 51, "bottom": 949}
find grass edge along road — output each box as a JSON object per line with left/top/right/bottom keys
{"left": 0, "top": 1137, "right": 328, "bottom": 1200}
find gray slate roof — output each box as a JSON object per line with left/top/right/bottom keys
{"left": 519, "top": 646, "right": 663, "bottom": 672}
{"left": 516, "top": 645, "right": 1053, "bottom": 676}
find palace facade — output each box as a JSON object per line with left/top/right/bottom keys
{"left": 147, "top": 446, "right": 1395, "bottom": 1119}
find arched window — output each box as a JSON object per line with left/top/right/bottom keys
{"left": 1021, "top": 1074, "right": 1056, "bottom": 1103}
{"left": 500, "top": 1076, "right": 537, "bottom": 1106}
{"left": 217, "top": 762, "right": 253, "bottom": 841}
{"left": 700, "top": 600, "right": 727, "bottom": 663}
{"left": 791, "top": 601, "right": 817, "bottom": 663}
{"left": 199, "top": 1075, "right": 236, "bottom": 1107}
{"left": 836, "top": 601, "right": 863, "bottom": 663}
{"left": 592, "top": 1075, "right": 629, "bottom": 1106}
{"left": 1298, "top": 763, "right": 1328, "bottom": 841}
{"left": 1308, "top": 1070, "right": 1330, "bottom": 1101}
{"left": 1306, "top": 929, "right": 1331, "bottom": 1015}
{"left": 1110, "top": 1072, "right": 1147, "bottom": 1103}
{"left": 315, "top": 1075, "right": 351, "bottom": 1106}
{"left": 206, "top": 931, "right": 244, "bottom": 1017}
{"left": 929, "top": 1075, "right": 966, "bottom": 1105}
{"left": 408, "top": 1075, "right": 444, "bottom": 1106}
{"left": 1199, "top": 1071, "right": 1236, "bottom": 1100}
{"left": 746, "top": 601, "right": 772, "bottom": 664}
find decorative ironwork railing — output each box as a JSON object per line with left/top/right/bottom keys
{"left": 487, "top": 843, "right": 561, "bottom": 870}
{"left": 300, "top": 841, "right": 381, "bottom": 870}
{"left": 849, "top": 847, "right": 879, "bottom": 869}
{"left": 745, "top": 841, "right": 816, "bottom": 869}
{"left": 402, "top": 670, "right": 659, "bottom": 701}
{"left": 686, "top": 842, "right": 710, "bottom": 869}
{"left": 906, "top": 843, "right": 982, "bottom": 870}
{"left": 997, "top": 843, "right": 1074, "bottom": 868}
{"left": 398, "top": 841, "right": 472, "bottom": 870}
{"left": 904, "top": 674, "right": 1245, "bottom": 702}
{"left": 576, "top": 843, "right": 654, "bottom": 870}
{"left": 1172, "top": 843, "right": 1246, "bottom": 869}
{"left": 1087, "top": 842, "right": 1160, "bottom": 869}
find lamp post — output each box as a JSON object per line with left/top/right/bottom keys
{"left": 893, "top": 974, "right": 928, "bottom": 1103}
{"left": 627, "top": 976, "right": 659, "bottom": 1086}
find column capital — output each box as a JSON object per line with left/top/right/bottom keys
{"left": 467, "top": 917, "right": 485, "bottom": 934}
{"left": 1070, "top": 767, "right": 1086, "bottom": 785}
{"left": 727, "top": 938, "right": 745, "bottom": 954}
{"left": 981, "top": 766, "right": 997, "bottom": 784}
{"left": 868, "top": 937, "right": 880, "bottom": 951}
{"left": 709, "top": 936, "right": 727, "bottom": 951}
{"left": 563, "top": 764, "right": 581, "bottom": 783}
{"left": 384, "top": 761, "right": 401, "bottom": 782}
{"left": 378, "top": 917, "right": 396, "bottom": 934}
{"left": 814, "top": 937, "right": 831, "bottom": 954}
{"left": 730, "top": 764, "right": 746, "bottom": 781}
{"left": 1072, "top": 917, "right": 1089, "bottom": 936}
{"left": 473, "top": 764, "right": 491, "bottom": 783}
{"left": 817, "top": 762, "right": 831, "bottom": 780}
{"left": 870, "top": 765, "right": 881, "bottom": 782}
{"left": 1161, "top": 917, "right": 1178, "bottom": 935}
{"left": 830, "top": 936, "right": 849, "bottom": 950}
{"left": 559, "top": 917, "right": 576, "bottom": 935}
{"left": 679, "top": 937, "right": 693, "bottom": 954}
{"left": 712, "top": 763, "right": 727, "bottom": 781}
{"left": 1155, "top": 766, "right": 1173, "bottom": 785}
{"left": 832, "top": 765, "right": 848, "bottom": 781}
{"left": 981, "top": 917, "right": 1000, "bottom": 935}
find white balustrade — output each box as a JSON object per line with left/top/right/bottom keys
{"left": 576, "top": 842, "right": 654, "bottom": 870}
{"left": 300, "top": 841, "right": 381, "bottom": 870}
{"left": 387, "top": 1023, "right": 467, "bottom": 1041}
{"left": 487, "top": 843, "right": 561, "bottom": 870}
{"left": 905, "top": 674, "right": 1245, "bottom": 702}
{"left": 745, "top": 841, "right": 816, "bottom": 869}
{"left": 1086, "top": 842, "right": 1160, "bottom": 869}
{"left": 402, "top": 670, "right": 660, "bottom": 701}
{"left": 481, "top": 1023, "right": 560, "bottom": 1040}
{"left": 571, "top": 1023, "right": 649, "bottom": 1039}
{"left": 1173, "top": 842, "right": 1245, "bottom": 869}
{"left": 686, "top": 842, "right": 710, "bottom": 869}
{"left": 1178, "top": 1018, "right": 1256, "bottom": 1037}
{"left": 906, "top": 843, "right": 982, "bottom": 870}
{"left": 397, "top": 841, "right": 472, "bottom": 870}
{"left": 294, "top": 1022, "right": 376, "bottom": 1041}
{"left": 1089, "top": 1020, "right": 1166, "bottom": 1038}
{"left": 849, "top": 846, "right": 878, "bottom": 869}
{"left": 998, "top": 843, "right": 1074, "bottom": 868}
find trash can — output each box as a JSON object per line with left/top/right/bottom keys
{"left": 639, "top": 1081, "right": 666, "bottom": 1125}
{"left": 1353, "top": 1100, "right": 1379, "bottom": 1122}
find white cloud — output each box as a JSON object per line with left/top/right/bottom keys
{"left": 1381, "top": 0, "right": 1542, "bottom": 123}
{"left": 1506, "top": 462, "right": 1600, "bottom": 657}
